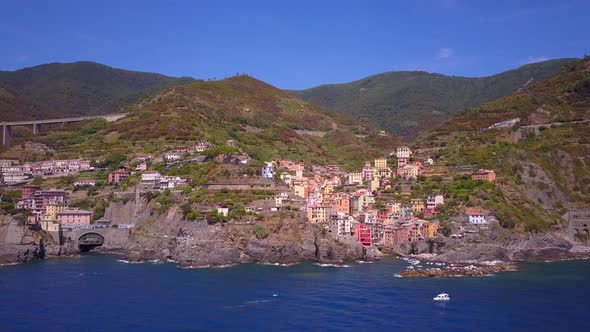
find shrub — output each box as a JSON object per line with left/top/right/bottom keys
{"left": 254, "top": 225, "right": 269, "bottom": 239}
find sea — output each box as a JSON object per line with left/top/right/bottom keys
{"left": 1, "top": 254, "right": 589, "bottom": 332}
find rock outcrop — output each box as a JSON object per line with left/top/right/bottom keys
{"left": 0, "top": 217, "right": 78, "bottom": 265}
{"left": 119, "top": 203, "right": 378, "bottom": 267}
{"left": 399, "top": 263, "right": 517, "bottom": 278}
{"left": 392, "top": 225, "right": 578, "bottom": 263}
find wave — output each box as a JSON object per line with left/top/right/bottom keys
{"left": 356, "top": 260, "right": 374, "bottom": 264}
{"left": 224, "top": 298, "right": 274, "bottom": 309}
{"left": 260, "top": 262, "right": 297, "bottom": 267}
{"left": 0, "top": 262, "right": 19, "bottom": 267}
{"left": 394, "top": 273, "right": 403, "bottom": 278}
{"left": 313, "top": 263, "right": 351, "bottom": 268}
{"left": 116, "top": 259, "right": 143, "bottom": 264}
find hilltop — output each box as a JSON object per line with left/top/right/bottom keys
{"left": 0, "top": 61, "right": 193, "bottom": 121}
{"left": 290, "top": 58, "right": 577, "bottom": 138}
{"left": 416, "top": 57, "right": 590, "bottom": 232}
{"left": 5, "top": 75, "right": 397, "bottom": 170}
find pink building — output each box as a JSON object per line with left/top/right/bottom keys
{"left": 362, "top": 162, "right": 374, "bottom": 181}
{"left": 353, "top": 223, "right": 372, "bottom": 247}
{"left": 108, "top": 170, "right": 129, "bottom": 184}
{"left": 57, "top": 210, "right": 92, "bottom": 225}
{"left": 472, "top": 169, "right": 496, "bottom": 182}
{"left": 22, "top": 184, "right": 41, "bottom": 200}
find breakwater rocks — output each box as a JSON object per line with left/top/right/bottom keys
{"left": 399, "top": 262, "right": 517, "bottom": 278}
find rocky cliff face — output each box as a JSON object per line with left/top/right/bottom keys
{"left": 0, "top": 216, "right": 78, "bottom": 265}
{"left": 393, "top": 225, "right": 577, "bottom": 263}
{"left": 119, "top": 202, "right": 379, "bottom": 267}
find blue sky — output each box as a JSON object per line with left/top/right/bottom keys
{"left": 0, "top": 0, "right": 588, "bottom": 89}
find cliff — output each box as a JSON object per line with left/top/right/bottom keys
{"left": 118, "top": 201, "right": 380, "bottom": 267}
{"left": 0, "top": 216, "right": 77, "bottom": 265}
{"left": 392, "top": 224, "right": 582, "bottom": 263}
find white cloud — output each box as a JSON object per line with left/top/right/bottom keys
{"left": 520, "top": 56, "right": 550, "bottom": 65}
{"left": 435, "top": 48, "right": 454, "bottom": 60}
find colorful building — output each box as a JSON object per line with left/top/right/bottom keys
{"left": 108, "top": 170, "right": 129, "bottom": 185}
{"left": 353, "top": 223, "right": 372, "bottom": 247}
{"left": 57, "top": 209, "right": 92, "bottom": 225}
{"left": 472, "top": 169, "right": 496, "bottom": 182}
{"left": 374, "top": 157, "right": 387, "bottom": 168}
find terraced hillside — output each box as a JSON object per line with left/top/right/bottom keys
{"left": 417, "top": 57, "right": 590, "bottom": 232}
{"left": 3, "top": 75, "right": 398, "bottom": 171}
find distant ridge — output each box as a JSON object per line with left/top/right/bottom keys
{"left": 0, "top": 61, "right": 194, "bottom": 121}
{"left": 289, "top": 58, "right": 578, "bottom": 138}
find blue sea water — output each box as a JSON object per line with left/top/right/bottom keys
{"left": 1, "top": 255, "right": 590, "bottom": 332}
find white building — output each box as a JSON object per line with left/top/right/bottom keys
{"left": 160, "top": 176, "right": 185, "bottom": 190}
{"left": 141, "top": 171, "right": 162, "bottom": 189}
{"left": 468, "top": 210, "right": 488, "bottom": 224}
{"left": 217, "top": 206, "right": 229, "bottom": 216}
{"left": 74, "top": 180, "right": 96, "bottom": 187}
{"left": 330, "top": 211, "right": 353, "bottom": 237}
{"left": 164, "top": 152, "right": 182, "bottom": 162}
{"left": 426, "top": 195, "right": 444, "bottom": 210}
{"left": 396, "top": 146, "right": 412, "bottom": 159}
{"left": 261, "top": 162, "right": 274, "bottom": 178}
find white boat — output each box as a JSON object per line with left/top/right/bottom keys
{"left": 433, "top": 293, "right": 450, "bottom": 301}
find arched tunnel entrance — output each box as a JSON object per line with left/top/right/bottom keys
{"left": 79, "top": 232, "right": 105, "bottom": 252}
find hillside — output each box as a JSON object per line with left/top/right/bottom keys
{"left": 0, "top": 61, "right": 193, "bottom": 121}
{"left": 290, "top": 58, "right": 577, "bottom": 138}
{"left": 416, "top": 57, "right": 590, "bottom": 232}
{"left": 0, "top": 86, "right": 55, "bottom": 121}
{"left": 5, "top": 75, "right": 398, "bottom": 170}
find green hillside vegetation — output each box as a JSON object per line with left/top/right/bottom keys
{"left": 290, "top": 58, "right": 576, "bottom": 138}
{"left": 417, "top": 57, "right": 590, "bottom": 232}
{"left": 0, "top": 61, "right": 193, "bottom": 121}
{"left": 2, "top": 75, "right": 398, "bottom": 171}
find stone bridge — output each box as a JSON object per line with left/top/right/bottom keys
{"left": 1, "top": 113, "right": 128, "bottom": 147}
{"left": 61, "top": 227, "right": 130, "bottom": 251}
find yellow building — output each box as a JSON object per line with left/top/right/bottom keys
{"left": 388, "top": 202, "right": 401, "bottom": 215}
{"left": 44, "top": 203, "right": 67, "bottom": 221}
{"left": 306, "top": 205, "right": 330, "bottom": 223}
{"left": 425, "top": 222, "right": 438, "bottom": 238}
{"left": 293, "top": 180, "right": 308, "bottom": 198}
{"left": 323, "top": 183, "right": 334, "bottom": 195}
{"left": 41, "top": 220, "right": 60, "bottom": 232}
{"left": 374, "top": 157, "right": 387, "bottom": 168}
{"left": 411, "top": 199, "right": 425, "bottom": 213}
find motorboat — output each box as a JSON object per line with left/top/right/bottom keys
{"left": 433, "top": 293, "right": 450, "bottom": 301}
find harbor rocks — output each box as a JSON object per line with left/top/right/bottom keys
{"left": 399, "top": 263, "right": 517, "bottom": 278}
{"left": 0, "top": 218, "right": 78, "bottom": 265}
{"left": 0, "top": 244, "right": 41, "bottom": 265}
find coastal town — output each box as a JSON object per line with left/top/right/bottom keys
{"left": 0, "top": 139, "right": 499, "bottom": 253}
